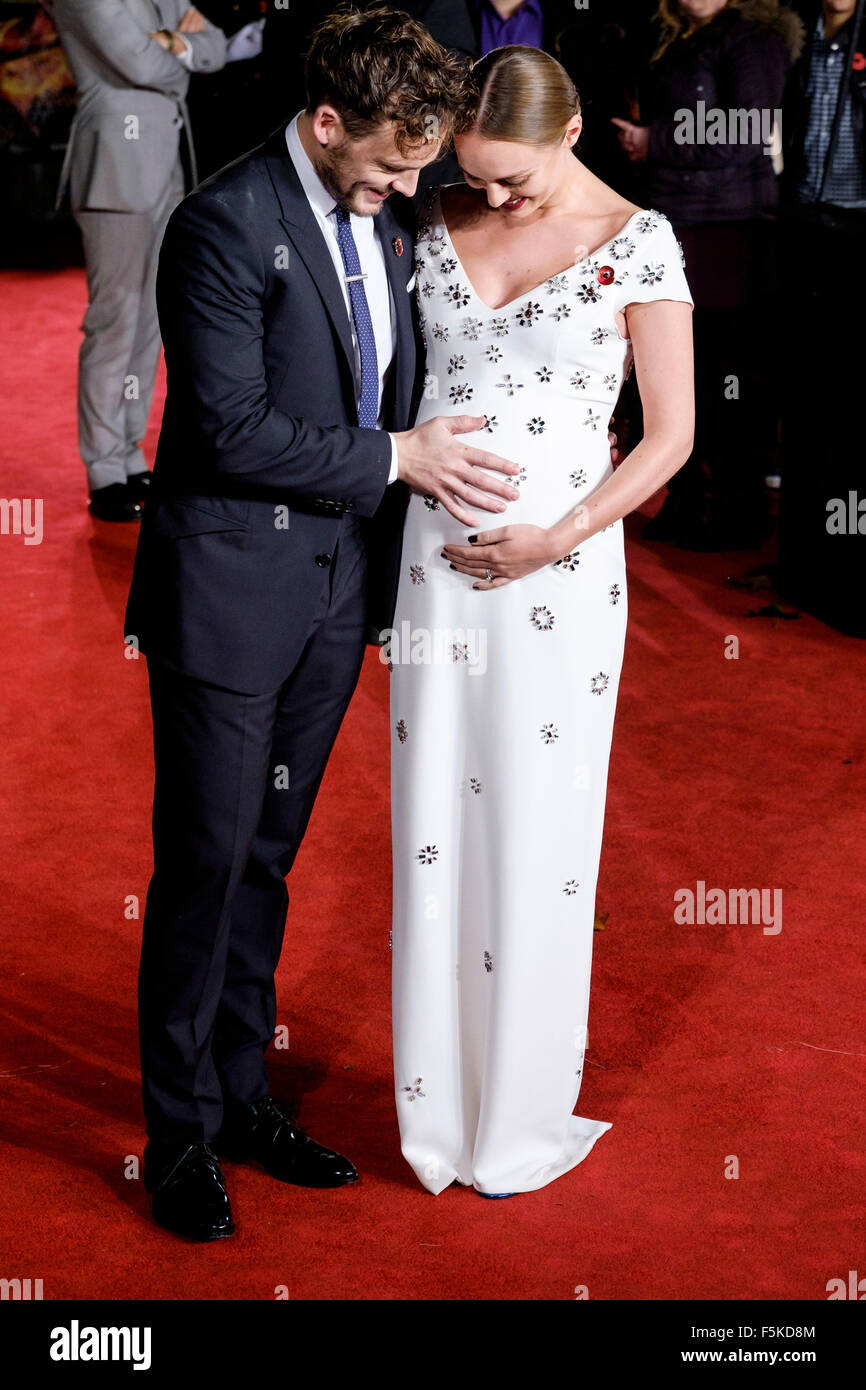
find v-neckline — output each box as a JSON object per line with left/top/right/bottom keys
{"left": 436, "top": 194, "right": 647, "bottom": 314}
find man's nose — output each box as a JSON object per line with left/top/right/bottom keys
{"left": 392, "top": 171, "right": 420, "bottom": 198}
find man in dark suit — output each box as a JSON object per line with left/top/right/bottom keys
{"left": 125, "top": 4, "right": 520, "bottom": 1242}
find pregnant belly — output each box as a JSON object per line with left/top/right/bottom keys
{"left": 406, "top": 420, "right": 614, "bottom": 543}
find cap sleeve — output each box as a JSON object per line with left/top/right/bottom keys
{"left": 616, "top": 213, "right": 694, "bottom": 313}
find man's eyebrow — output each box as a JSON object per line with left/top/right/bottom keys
{"left": 462, "top": 168, "right": 533, "bottom": 183}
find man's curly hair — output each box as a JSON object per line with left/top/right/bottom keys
{"left": 304, "top": 4, "right": 471, "bottom": 155}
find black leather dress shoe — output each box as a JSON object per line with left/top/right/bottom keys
{"left": 147, "top": 1141, "right": 235, "bottom": 1242}
{"left": 88, "top": 482, "right": 142, "bottom": 522}
{"left": 216, "top": 1096, "right": 359, "bottom": 1188}
{"left": 126, "top": 470, "right": 153, "bottom": 500}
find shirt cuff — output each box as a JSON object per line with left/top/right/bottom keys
{"left": 387, "top": 434, "right": 399, "bottom": 484}
{"left": 174, "top": 35, "right": 194, "bottom": 68}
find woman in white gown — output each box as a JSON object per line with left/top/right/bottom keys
{"left": 389, "top": 46, "right": 694, "bottom": 1197}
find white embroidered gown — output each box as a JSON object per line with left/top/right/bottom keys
{"left": 390, "top": 188, "right": 693, "bottom": 1195}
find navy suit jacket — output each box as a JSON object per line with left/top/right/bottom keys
{"left": 125, "top": 124, "right": 422, "bottom": 693}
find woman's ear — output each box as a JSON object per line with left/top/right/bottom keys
{"left": 564, "top": 114, "right": 583, "bottom": 149}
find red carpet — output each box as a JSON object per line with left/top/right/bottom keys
{"left": 1, "top": 267, "right": 864, "bottom": 1300}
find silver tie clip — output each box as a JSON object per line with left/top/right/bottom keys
{"left": 345, "top": 273, "right": 368, "bottom": 282}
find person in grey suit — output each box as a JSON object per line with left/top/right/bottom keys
{"left": 46, "top": 1, "right": 226, "bottom": 521}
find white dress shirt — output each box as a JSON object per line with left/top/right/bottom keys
{"left": 285, "top": 114, "right": 400, "bottom": 483}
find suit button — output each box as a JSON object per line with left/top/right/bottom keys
{"left": 315, "top": 553, "right": 332, "bottom": 567}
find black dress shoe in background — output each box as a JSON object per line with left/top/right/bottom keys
{"left": 126, "top": 470, "right": 153, "bottom": 500}
{"left": 88, "top": 482, "right": 142, "bottom": 522}
{"left": 216, "top": 1096, "right": 359, "bottom": 1188}
{"left": 146, "top": 1141, "right": 235, "bottom": 1242}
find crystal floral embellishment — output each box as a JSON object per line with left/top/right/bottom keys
{"left": 547, "top": 274, "right": 570, "bottom": 294}
{"left": 535, "top": 365, "right": 553, "bottom": 383}
{"left": 416, "top": 845, "right": 439, "bottom": 865}
{"left": 540, "top": 723, "right": 559, "bottom": 744}
{"left": 609, "top": 583, "right": 621, "bottom": 604}
{"left": 583, "top": 408, "right": 601, "bottom": 431}
{"left": 636, "top": 213, "right": 661, "bottom": 233}
{"left": 488, "top": 316, "right": 510, "bottom": 337}
{"left": 530, "top": 605, "right": 555, "bottom": 631}
{"left": 638, "top": 262, "right": 665, "bottom": 286}
{"left": 590, "top": 672, "right": 610, "bottom": 695}
{"left": 555, "top": 551, "right": 580, "bottom": 570}
{"left": 440, "top": 256, "right": 457, "bottom": 274}
{"left": 409, "top": 564, "right": 425, "bottom": 585}
{"left": 445, "top": 282, "right": 471, "bottom": 306}
{"left": 449, "top": 382, "right": 474, "bottom": 403}
{"left": 468, "top": 777, "right": 482, "bottom": 795}
{"left": 423, "top": 494, "right": 440, "bottom": 511}
{"left": 576, "top": 281, "right": 601, "bottom": 305}
{"left": 485, "top": 344, "right": 503, "bottom": 363}
{"left": 604, "top": 374, "right": 618, "bottom": 391}
{"left": 570, "top": 370, "right": 590, "bottom": 391}
{"left": 610, "top": 236, "right": 636, "bottom": 259}
{"left": 527, "top": 417, "right": 545, "bottom": 434}
{"left": 396, "top": 719, "right": 408, "bottom": 743}
{"left": 496, "top": 374, "right": 524, "bottom": 396}
{"left": 483, "top": 951, "right": 494, "bottom": 973}
{"left": 449, "top": 641, "right": 470, "bottom": 663}
{"left": 591, "top": 327, "right": 611, "bottom": 344}
{"left": 402, "top": 1078, "right": 426, "bottom": 1101}
{"left": 482, "top": 415, "right": 499, "bottom": 432}
{"left": 462, "top": 316, "right": 483, "bottom": 340}
{"left": 448, "top": 354, "right": 466, "bottom": 374}
{"left": 427, "top": 233, "right": 446, "bottom": 255}
{"left": 432, "top": 322, "right": 449, "bottom": 341}
{"left": 570, "top": 469, "right": 587, "bottom": 487}
{"left": 551, "top": 302, "right": 572, "bottom": 322}
{"left": 515, "top": 300, "right": 543, "bottom": 327}
{"left": 563, "top": 880, "right": 580, "bottom": 896}
{"left": 420, "top": 281, "right": 435, "bottom": 298}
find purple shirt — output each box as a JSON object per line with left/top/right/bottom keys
{"left": 475, "top": 0, "right": 544, "bottom": 56}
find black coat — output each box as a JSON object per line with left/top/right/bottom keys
{"left": 125, "top": 124, "right": 422, "bottom": 694}
{"left": 639, "top": 2, "right": 800, "bottom": 223}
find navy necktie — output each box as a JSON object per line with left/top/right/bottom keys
{"left": 333, "top": 206, "right": 380, "bottom": 429}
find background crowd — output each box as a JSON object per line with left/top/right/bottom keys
{"left": 1, "top": 0, "right": 863, "bottom": 618}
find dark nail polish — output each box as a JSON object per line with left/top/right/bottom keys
{"left": 449, "top": 563, "right": 456, "bottom": 570}
{"left": 468, "top": 535, "right": 478, "bottom": 544}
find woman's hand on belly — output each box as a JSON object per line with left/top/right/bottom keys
{"left": 442, "top": 524, "right": 560, "bottom": 590}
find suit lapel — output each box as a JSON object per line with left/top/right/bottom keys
{"left": 262, "top": 125, "right": 419, "bottom": 430}
{"left": 263, "top": 126, "right": 356, "bottom": 383}
{"left": 376, "top": 199, "right": 417, "bottom": 431}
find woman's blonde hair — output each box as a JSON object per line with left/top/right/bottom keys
{"left": 460, "top": 45, "right": 581, "bottom": 145}
{"left": 653, "top": 0, "right": 737, "bottom": 60}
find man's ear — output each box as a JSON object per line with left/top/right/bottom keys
{"left": 310, "top": 104, "right": 343, "bottom": 148}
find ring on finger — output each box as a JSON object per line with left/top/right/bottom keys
{"left": 485, "top": 568, "right": 492, "bottom": 581}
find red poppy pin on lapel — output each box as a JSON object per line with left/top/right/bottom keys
{"left": 393, "top": 237, "right": 404, "bottom": 257}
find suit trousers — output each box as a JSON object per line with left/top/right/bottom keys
{"left": 73, "top": 161, "right": 185, "bottom": 492}
{"left": 138, "top": 515, "right": 370, "bottom": 1145}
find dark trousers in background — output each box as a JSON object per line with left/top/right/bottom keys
{"left": 138, "top": 517, "right": 370, "bottom": 1145}
{"left": 662, "top": 220, "right": 780, "bottom": 545}
{"left": 777, "top": 203, "right": 866, "bottom": 636}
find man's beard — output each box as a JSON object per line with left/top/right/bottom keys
{"left": 314, "top": 145, "right": 381, "bottom": 216}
